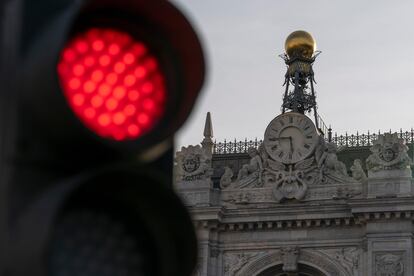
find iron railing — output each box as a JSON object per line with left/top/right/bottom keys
{"left": 316, "top": 113, "right": 330, "bottom": 137}
{"left": 212, "top": 129, "right": 414, "bottom": 155}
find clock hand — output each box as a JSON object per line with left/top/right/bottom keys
{"left": 289, "top": 136, "right": 293, "bottom": 153}
{"left": 270, "top": 136, "right": 291, "bottom": 140}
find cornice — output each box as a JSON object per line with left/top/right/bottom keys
{"left": 190, "top": 198, "right": 414, "bottom": 232}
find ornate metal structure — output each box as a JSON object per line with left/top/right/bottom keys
{"left": 280, "top": 30, "right": 321, "bottom": 131}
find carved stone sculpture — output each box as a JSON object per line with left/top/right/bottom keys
{"left": 350, "top": 159, "right": 367, "bottom": 183}
{"left": 258, "top": 144, "right": 269, "bottom": 169}
{"left": 281, "top": 246, "right": 299, "bottom": 272}
{"left": 366, "top": 133, "right": 412, "bottom": 172}
{"left": 220, "top": 166, "right": 233, "bottom": 189}
{"left": 375, "top": 253, "right": 404, "bottom": 276}
{"left": 264, "top": 136, "right": 354, "bottom": 202}
{"left": 316, "top": 140, "right": 349, "bottom": 181}
{"left": 174, "top": 145, "right": 212, "bottom": 181}
{"left": 266, "top": 157, "right": 316, "bottom": 202}
{"left": 237, "top": 147, "right": 263, "bottom": 181}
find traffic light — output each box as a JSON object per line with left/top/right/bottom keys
{"left": 7, "top": 1, "right": 205, "bottom": 275}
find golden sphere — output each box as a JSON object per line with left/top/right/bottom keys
{"left": 285, "top": 30, "right": 316, "bottom": 58}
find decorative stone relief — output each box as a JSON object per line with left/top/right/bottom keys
{"left": 299, "top": 250, "right": 343, "bottom": 276}
{"left": 223, "top": 192, "right": 252, "bottom": 205}
{"left": 316, "top": 247, "right": 360, "bottom": 275}
{"left": 366, "top": 133, "right": 412, "bottom": 172}
{"left": 332, "top": 186, "right": 362, "bottom": 199}
{"left": 223, "top": 252, "right": 264, "bottom": 276}
{"left": 174, "top": 145, "right": 213, "bottom": 182}
{"left": 219, "top": 135, "right": 355, "bottom": 203}
{"left": 237, "top": 249, "right": 349, "bottom": 276}
{"left": 302, "top": 183, "right": 360, "bottom": 200}
{"left": 351, "top": 159, "right": 367, "bottom": 183}
{"left": 221, "top": 189, "right": 271, "bottom": 206}
{"left": 266, "top": 137, "right": 353, "bottom": 202}
{"left": 374, "top": 252, "right": 404, "bottom": 276}
{"left": 281, "top": 246, "right": 299, "bottom": 272}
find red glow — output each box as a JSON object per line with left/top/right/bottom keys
{"left": 58, "top": 28, "right": 166, "bottom": 140}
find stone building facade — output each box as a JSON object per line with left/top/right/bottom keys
{"left": 174, "top": 114, "right": 414, "bottom": 276}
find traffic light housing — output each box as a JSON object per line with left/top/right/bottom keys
{"left": 8, "top": 1, "right": 205, "bottom": 275}
{"left": 21, "top": 0, "right": 204, "bottom": 160}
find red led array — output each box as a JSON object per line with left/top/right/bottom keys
{"left": 57, "top": 28, "right": 166, "bottom": 141}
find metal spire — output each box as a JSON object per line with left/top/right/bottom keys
{"left": 280, "top": 30, "right": 321, "bottom": 130}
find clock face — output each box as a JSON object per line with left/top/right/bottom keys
{"left": 264, "top": 112, "right": 319, "bottom": 164}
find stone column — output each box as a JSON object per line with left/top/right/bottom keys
{"left": 192, "top": 223, "right": 221, "bottom": 276}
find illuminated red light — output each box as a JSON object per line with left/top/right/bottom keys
{"left": 57, "top": 28, "right": 166, "bottom": 141}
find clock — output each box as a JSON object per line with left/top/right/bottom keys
{"left": 264, "top": 112, "right": 319, "bottom": 164}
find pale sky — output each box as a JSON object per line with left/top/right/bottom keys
{"left": 172, "top": 1, "right": 414, "bottom": 148}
